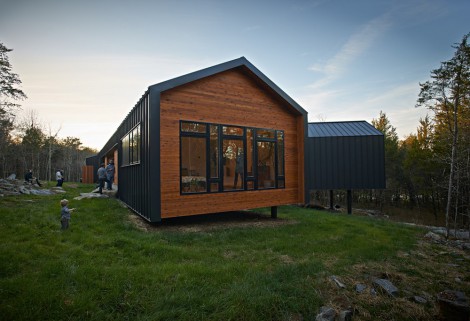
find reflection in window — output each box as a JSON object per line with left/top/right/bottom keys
{"left": 257, "top": 129, "right": 275, "bottom": 139}
{"left": 210, "top": 125, "right": 218, "bottom": 178}
{"left": 180, "top": 120, "right": 285, "bottom": 194}
{"left": 223, "top": 139, "right": 244, "bottom": 191}
{"left": 223, "top": 126, "right": 243, "bottom": 136}
{"left": 122, "top": 135, "right": 129, "bottom": 165}
{"left": 181, "top": 122, "right": 206, "bottom": 133}
{"left": 257, "top": 141, "right": 275, "bottom": 189}
{"left": 246, "top": 129, "right": 254, "bottom": 177}
{"left": 277, "top": 131, "right": 284, "bottom": 176}
{"left": 122, "top": 124, "right": 141, "bottom": 166}
{"left": 181, "top": 136, "right": 207, "bottom": 193}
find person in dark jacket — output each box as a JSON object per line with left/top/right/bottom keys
{"left": 24, "top": 169, "right": 33, "bottom": 183}
{"left": 105, "top": 160, "right": 115, "bottom": 190}
{"left": 97, "top": 163, "right": 106, "bottom": 194}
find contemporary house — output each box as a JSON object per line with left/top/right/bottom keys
{"left": 91, "top": 57, "right": 308, "bottom": 222}
{"left": 305, "top": 121, "right": 385, "bottom": 213}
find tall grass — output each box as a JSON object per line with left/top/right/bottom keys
{"left": 0, "top": 184, "right": 420, "bottom": 320}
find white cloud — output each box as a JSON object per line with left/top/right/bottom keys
{"left": 308, "top": 14, "right": 393, "bottom": 89}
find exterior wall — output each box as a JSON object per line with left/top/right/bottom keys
{"left": 96, "top": 91, "right": 161, "bottom": 222}
{"left": 159, "top": 68, "right": 305, "bottom": 218}
{"left": 81, "top": 165, "right": 94, "bottom": 184}
{"left": 306, "top": 135, "right": 385, "bottom": 190}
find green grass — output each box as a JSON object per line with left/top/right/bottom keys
{"left": 0, "top": 183, "right": 448, "bottom": 320}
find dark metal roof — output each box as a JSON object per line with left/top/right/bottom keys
{"left": 308, "top": 121, "right": 383, "bottom": 138}
{"left": 148, "top": 56, "right": 307, "bottom": 116}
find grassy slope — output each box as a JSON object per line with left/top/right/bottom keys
{"left": 0, "top": 183, "right": 467, "bottom": 321}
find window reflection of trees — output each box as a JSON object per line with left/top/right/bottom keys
{"left": 180, "top": 120, "right": 284, "bottom": 194}
{"left": 121, "top": 124, "right": 141, "bottom": 166}
{"left": 223, "top": 139, "right": 243, "bottom": 191}
{"left": 257, "top": 141, "right": 275, "bottom": 188}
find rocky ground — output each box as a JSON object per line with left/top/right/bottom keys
{"left": 0, "top": 176, "right": 119, "bottom": 200}
{"left": 0, "top": 177, "right": 67, "bottom": 196}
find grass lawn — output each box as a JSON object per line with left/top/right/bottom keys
{"left": 1, "top": 183, "right": 469, "bottom": 320}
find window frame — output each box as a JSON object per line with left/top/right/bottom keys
{"left": 180, "top": 120, "right": 285, "bottom": 195}
{"left": 121, "top": 123, "right": 141, "bottom": 167}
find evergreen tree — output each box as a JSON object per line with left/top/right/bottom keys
{"left": 0, "top": 42, "right": 27, "bottom": 177}
{"left": 417, "top": 33, "right": 470, "bottom": 236}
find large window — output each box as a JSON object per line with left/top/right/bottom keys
{"left": 180, "top": 120, "right": 285, "bottom": 194}
{"left": 121, "top": 124, "right": 141, "bottom": 166}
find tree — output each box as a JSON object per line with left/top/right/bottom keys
{"left": 0, "top": 42, "right": 27, "bottom": 178}
{"left": 372, "top": 111, "right": 404, "bottom": 206}
{"left": 18, "top": 110, "right": 45, "bottom": 177}
{"left": 417, "top": 33, "right": 470, "bottom": 236}
{"left": 401, "top": 116, "right": 441, "bottom": 218}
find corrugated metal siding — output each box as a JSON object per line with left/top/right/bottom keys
{"left": 306, "top": 125, "right": 385, "bottom": 190}
{"left": 96, "top": 90, "right": 160, "bottom": 222}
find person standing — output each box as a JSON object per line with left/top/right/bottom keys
{"left": 56, "top": 169, "right": 63, "bottom": 186}
{"left": 24, "top": 169, "right": 33, "bottom": 184}
{"left": 97, "top": 163, "right": 106, "bottom": 194}
{"left": 105, "top": 159, "right": 115, "bottom": 190}
{"left": 60, "top": 199, "right": 75, "bottom": 230}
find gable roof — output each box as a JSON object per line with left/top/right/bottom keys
{"left": 148, "top": 57, "right": 307, "bottom": 116}
{"left": 308, "top": 121, "right": 383, "bottom": 138}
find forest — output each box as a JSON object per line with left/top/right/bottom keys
{"left": 1, "top": 33, "right": 469, "bottom": 231}
{"left": 0, "top": 43, "right": 96, "bottom": 184}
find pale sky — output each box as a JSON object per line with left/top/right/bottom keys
{"left": 1, "top": 0, "right": 469, "bottom": 150}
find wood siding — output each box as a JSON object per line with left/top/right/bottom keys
{"left": 160, "top": 68, "right": 305, "bottom": 218}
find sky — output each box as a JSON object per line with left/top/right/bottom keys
{"left": 1, "top": 0, "right": 469, "bottom": 150}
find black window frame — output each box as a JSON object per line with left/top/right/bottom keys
{"left": 180, "top": 120, "right": 285, "bottom": 195}
{"left": 121, "top": 123, "right": 141, "bottom": 167}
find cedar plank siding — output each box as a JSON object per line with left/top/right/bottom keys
{"left": 160, "top": 68, "right": 304, "bottom": 218}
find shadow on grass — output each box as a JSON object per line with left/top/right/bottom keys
{"left": 128, "top": 210, "right": 298, "bottom": 233}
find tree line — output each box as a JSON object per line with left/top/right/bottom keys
{"left": 369, "top": 33, "right": 469, "bottom": 233}
{"left": 0, "top": 43, "right": 96, "bottom": 183}
{"left": 1, "top": 34, "right": 469, "bottom": 232}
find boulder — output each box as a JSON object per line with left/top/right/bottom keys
{"left": 315, "top": 306, "right": 336, "bottom": 321}
{"left": 73, "top": 193, "right": 109, "bottom": 200}
{"left": 437, "top": 290, "right": 470, "bottom": 321}
{"left": 373, "top": 278, "right": 399, "bottom": 297}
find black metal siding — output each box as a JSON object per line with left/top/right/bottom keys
{"left": 147, "top": 89, "right": 161, "bottom": 222}
{"left": 96, "top": 90, "right": 157, "bottom": 222}
{"left": 306, "top": 134, "right": 385, "bottom": 190}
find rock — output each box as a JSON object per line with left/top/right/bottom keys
{"left": 51, "top": 189, "right": 67, "bottom": 194}
{"left": 73, "top": 193, "right": 109, "bottom": 200}
{"left": 413, "top": 296, "right": 427, "bottom": 304}
{"left": 29, "top": 189, "right": 54, "bottom": 195}
{"left": 331, "top": 275, "right": 346, "bottom": 289}
{"left": 339, "top": 309, "right": 353, "bottom": 321}
{"left": 7, "top": 174, "right": 16, "bottom": 179}
{"left": 425, "top": 231, "right": 442, "bottom": 241}
{"left": 316, "top": 306, "right": 336, "bottom": 321}
{"left": 18, "top": 186, "right": 30, "bottom": 195}
{"left": 437, "top": 290, "right": 470, "bottom": 321}
{"left": 373, "top": 278, "right": 399, "bottom": 297}
{"left": 355, "top": 284, "right": 367, "bottom": 293}
{"left": 370, "top": 288, "right": 377, "bottom": 296}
